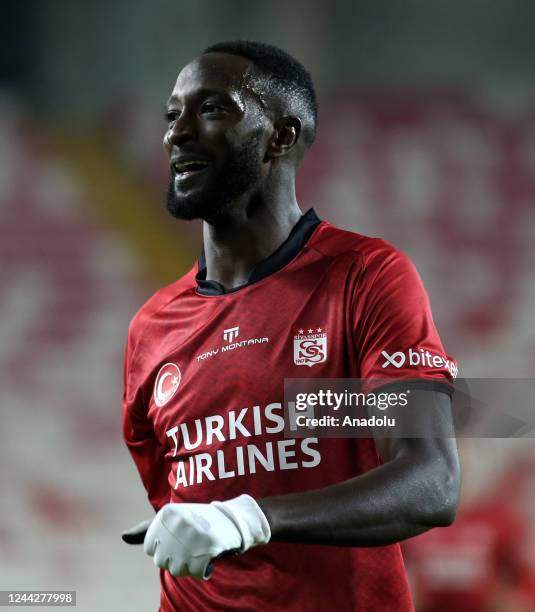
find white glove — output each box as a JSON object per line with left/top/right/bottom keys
{"left": 143, "top": 494, "right": 271, "bottom": 579}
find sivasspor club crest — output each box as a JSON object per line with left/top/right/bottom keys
{"left": 294, "top": 327, "right": 327, "bottom": 367}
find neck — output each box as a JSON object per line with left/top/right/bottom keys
{"left": 202, "top": 178, "right": 302, "bottom": 290}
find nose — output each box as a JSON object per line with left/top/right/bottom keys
{"left": 164, "top": 111, "right": 198, "bottom": 150}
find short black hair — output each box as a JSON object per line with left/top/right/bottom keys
{"left": 203, "top": 40, "right": 318, "bottom": 147}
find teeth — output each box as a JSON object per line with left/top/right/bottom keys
{"left": 174, "top": 160, "right": 208, "bottom": 172}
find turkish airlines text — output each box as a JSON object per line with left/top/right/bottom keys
{"left": 165, "top": 402, "right": 321, "bottom": 489}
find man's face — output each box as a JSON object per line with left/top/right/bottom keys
{"left": 163, "top": 53, "right": 269, "bottom": 223}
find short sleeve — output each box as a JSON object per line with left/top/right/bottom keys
{"left": 353, "top": 243, "right": 457, "bottom": 394}
{"left": 122, "top": 321, "right": 170, "bottom": 512}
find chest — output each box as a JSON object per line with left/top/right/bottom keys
{"left": 141, "top": 251, "right": 366, "bottom": 442}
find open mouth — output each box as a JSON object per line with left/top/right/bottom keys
{"left": 173, "top": 160, "right": 210, "bottom": 178}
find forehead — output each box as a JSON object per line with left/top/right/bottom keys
{"left": 169, "top": 53, "right": 256, "bottom": 102}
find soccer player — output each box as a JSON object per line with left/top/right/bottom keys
{"left": 403, "top": 442, "right": 535, "bottom": 611}
{"left": 121, "top": 41, "right": 460, "bottom": 611}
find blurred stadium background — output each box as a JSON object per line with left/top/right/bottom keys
{"left": 2, "top": 1, "right": 535, "bottom": 610}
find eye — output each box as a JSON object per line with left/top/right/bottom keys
{"left": 164, "top": 110, "right": 180, "bottom": 123}
{"left": 201, "top": 102, "right": 226, "bottom": 115}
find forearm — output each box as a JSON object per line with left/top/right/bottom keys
{"left": 258, "top": 443, "right": 459, "bottom": 547}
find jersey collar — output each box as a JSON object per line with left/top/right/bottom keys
{"left": 195, "top": 208, "right": 321, "bottom": 296}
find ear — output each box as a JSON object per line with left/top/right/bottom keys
{"left": 265, "top": 116, "right": 302, "bottom": 159}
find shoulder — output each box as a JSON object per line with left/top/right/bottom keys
{"left": 309, "top": 220, "right": 413, "bottom": 276}
{"left": 309, "top": 221, "right": 426, "bottom": 308}
{"left": 127, "top": 264, "right": 197, "bottom": 345}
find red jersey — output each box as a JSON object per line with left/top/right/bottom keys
{"left": 403, "top": 500, "right": 534, "bottom": 611}
{"left": 122, "top": 209, "right": 455, "bottom": 611}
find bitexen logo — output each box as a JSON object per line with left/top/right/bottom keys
{"left": 381, "top": 348, "right": 458, "bottom": 378}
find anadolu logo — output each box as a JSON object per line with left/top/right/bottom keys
{"left": 154, "top": 362, "right": 181, "bottom": 407}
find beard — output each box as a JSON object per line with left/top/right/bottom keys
{"left": 165, "top": 133, "right": 263, "bottom": 224}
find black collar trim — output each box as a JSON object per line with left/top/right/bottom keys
{"left": 195, "top": 208, "right": 321, "bottom": 296}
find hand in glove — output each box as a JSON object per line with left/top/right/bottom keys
{"left": 122, "top": 494, "right": 271, "bottom": 579}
